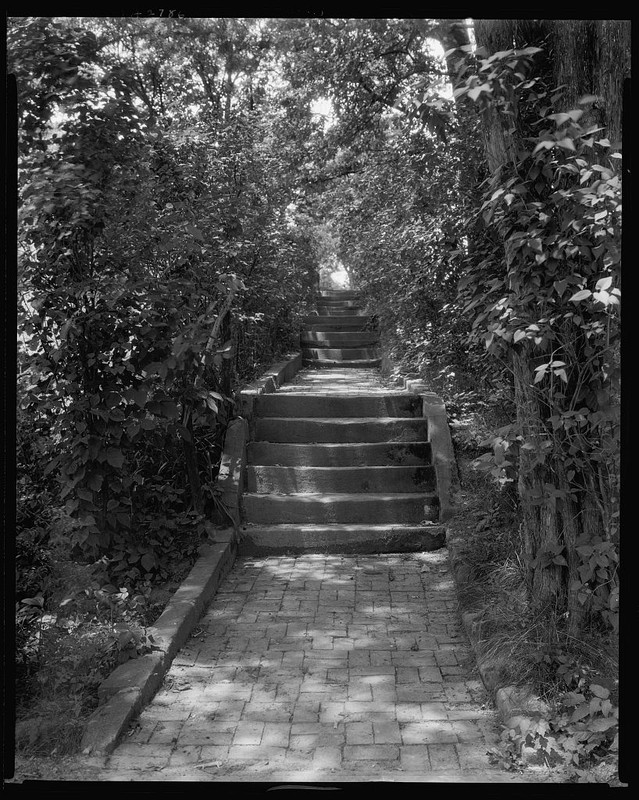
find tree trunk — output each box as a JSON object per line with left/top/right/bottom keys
{"left": 182, "top": 405, "right": 203, "bottom": 514}
{"left": 471, "top": 18, "right": 626, "bottom": 632}
{"left": 550, "top": 20, "right": 630, "bottom": 146}
{"left": 511, "top": 347, "right": 564, "bottom": 610}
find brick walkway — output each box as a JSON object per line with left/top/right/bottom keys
{"left": 99, "top": 550, "right": 510, "bottom": 781}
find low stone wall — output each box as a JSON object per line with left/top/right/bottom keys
{"left": 399, "top": 378, "right": 458, "bottom": 525}
{"left": 238, "top": 352, "right": 303, "bottom": 432}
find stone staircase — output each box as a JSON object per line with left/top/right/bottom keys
{"left": 300, "top": 289, "right": 381, "bottom": 368}
{"left": 238, "top": 289, "right": 446, "bottom": 555}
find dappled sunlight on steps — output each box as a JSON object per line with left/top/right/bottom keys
{"left": 240, "top": 290, "right": 444, "bottom": 555}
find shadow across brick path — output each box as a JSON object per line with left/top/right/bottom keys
{"left": 97, "top": 550, "right": 525, "bottom": 781}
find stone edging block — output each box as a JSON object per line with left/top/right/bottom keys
{"left": 238, "top": 352, "right": 303, "bottom": 424}
{"left": 402, "top": 380, "right": 458, "bottom": 523}
{"left": 81, "top": 539, "right": 236, "bottom": 755}
{"left": 80, "top": 354, "right": 305, "bottom": 755}
{"left": 378, "top": 357, "right": 551, "bottom": 762}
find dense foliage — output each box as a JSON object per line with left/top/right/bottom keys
{"left": 12, "top": 16, "right": 319, "bottom": 576}
{"left": 11, "top": 16, "right": 320, "bottom": 722}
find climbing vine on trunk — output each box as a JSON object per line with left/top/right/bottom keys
{"left": 453, "top": 42, "right": 621, "bottom": 635}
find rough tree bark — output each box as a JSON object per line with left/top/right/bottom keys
{"left": 472, "top": 18, "right": 627, "bottom": 632}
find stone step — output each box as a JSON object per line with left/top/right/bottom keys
{"left": 253, "top": 394, "right": 421, "bottom": 418}
{"left": 300, "top": 331, "right": 379, "bottom": 347}
{"left": 317, "top": 294, "right": 360, "bottom": 300}
{"left": 242, "top": 492, "right": 439, "bottom": 525}
{"left": 253, "top": 417, "right": 428, "bottom": 443}
{"left": 319, "top": 290, "right": 359, "bottom": 300}
{"left": 303, "top": 357, "right": 382, "bottom": 368}
{"left": 316, "top": 306, "right": 366, "bottom": 316}
{"left": 302, "top": 347, "right": 380, "bottom": 362}
{"left": 316, "top": 300, "right": 362, "bottom": 315}
{"left": 247, "top": 441, "right": 432, "bottom": 466}
{"left": 246, "top": 464, "right": 436, "bottom": 494}
{"left": 238, "top": 523, "right": 446, "bottom": 555}
{"left": 301, "top": 316, "right": 371, "bottom": 329}
{"left": 277, "top": 369, "right": 388, "bottom": 393}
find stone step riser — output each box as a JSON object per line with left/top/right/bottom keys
{"left": 254, "top": 418, "right": 428, "bottom": 443}
{"left": 242, "top": 493, "right": 439, "bottom": 525}
{"left": 302, "top": 347, "right": 380, "bottom": 361}
{"left": 247, "top": 441, "right": 432, "bottom": 467}
{"left": 316, "top": 300, "right": 362, "bottom": 310}
{"left": 316, "top": 307, "right": 366, "bottom": 316}
{"left": 246, "top": 465, "right": 436, "bottom": 494}
{"left": 254, "top": 394, "right": 421, "bottom": 418}
{"left": 303, "top": 358, "right": 382, "bottom": 368}
{"left": 238, "top": 524, "right": 446, "bottom": 555}
{"left": 318, "top": 291, "right": 359, "bottom": 300}
{"left": 300, "top": 333, "right": 379, "bottom": 347}
{"left": 302, "top": 317, "right": 371, "bottom": 329}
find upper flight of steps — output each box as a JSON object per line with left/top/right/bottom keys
{"left": 238, "top": 288, "right": 446, "bottom": 555}
{"left": 301, "top": 289, "right": 381, "bottom": 368}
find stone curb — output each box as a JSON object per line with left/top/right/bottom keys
{"left": 378, "top": 355, "right": 542, "bottom": 735}
{"left": 80, "top": 536, "right": 237, "bottom": 755}
{"left": 238, "top": 352, "right": 303, "bottom": 431}
{"left": 80, "top": 354, "right": 307, "bottom": 756}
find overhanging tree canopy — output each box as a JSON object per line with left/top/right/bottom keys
{"left": 11, "top": 17, "right": 624, "bottom": 637}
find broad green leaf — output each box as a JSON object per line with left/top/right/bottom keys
{"left": 595, "top": 276, "right": 613, "bottom": 292}
{"left": 106, "top": 448, "right": 125, "bottom": 469}
{"left": 87, "top": 472, "right": 103, "bottom": 491}
{"left": 570, "top": 289, "right": 591, "bottom": 302}
{"left": 133, "top": 389, "right": 147, "bottom": 407}
{"left": 140, "top": 552, "right": 155, "bottom": 571}
{"left": 529, "top": 238, "right": 543, "bottom": 253}
{"left": 533, "top": 139, "right": 554, "bottom": 154}
{"left": 556, "top": 137, "right": 576, "bottom": 151}
{"left": 570, "top": 703, "right": 591, "bottom": 722}
{"left": 160, "top": 401, "right": 179, "bottom": 418}
{"left": 588, "top": 717, "right": 617, "bottom": 732}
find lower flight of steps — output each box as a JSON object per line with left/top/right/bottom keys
{"left": 239, "top": 378, "right": 445, "bottom": 555}
{"left": 300, "top": 289, "right": 381, "bottom": 368}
